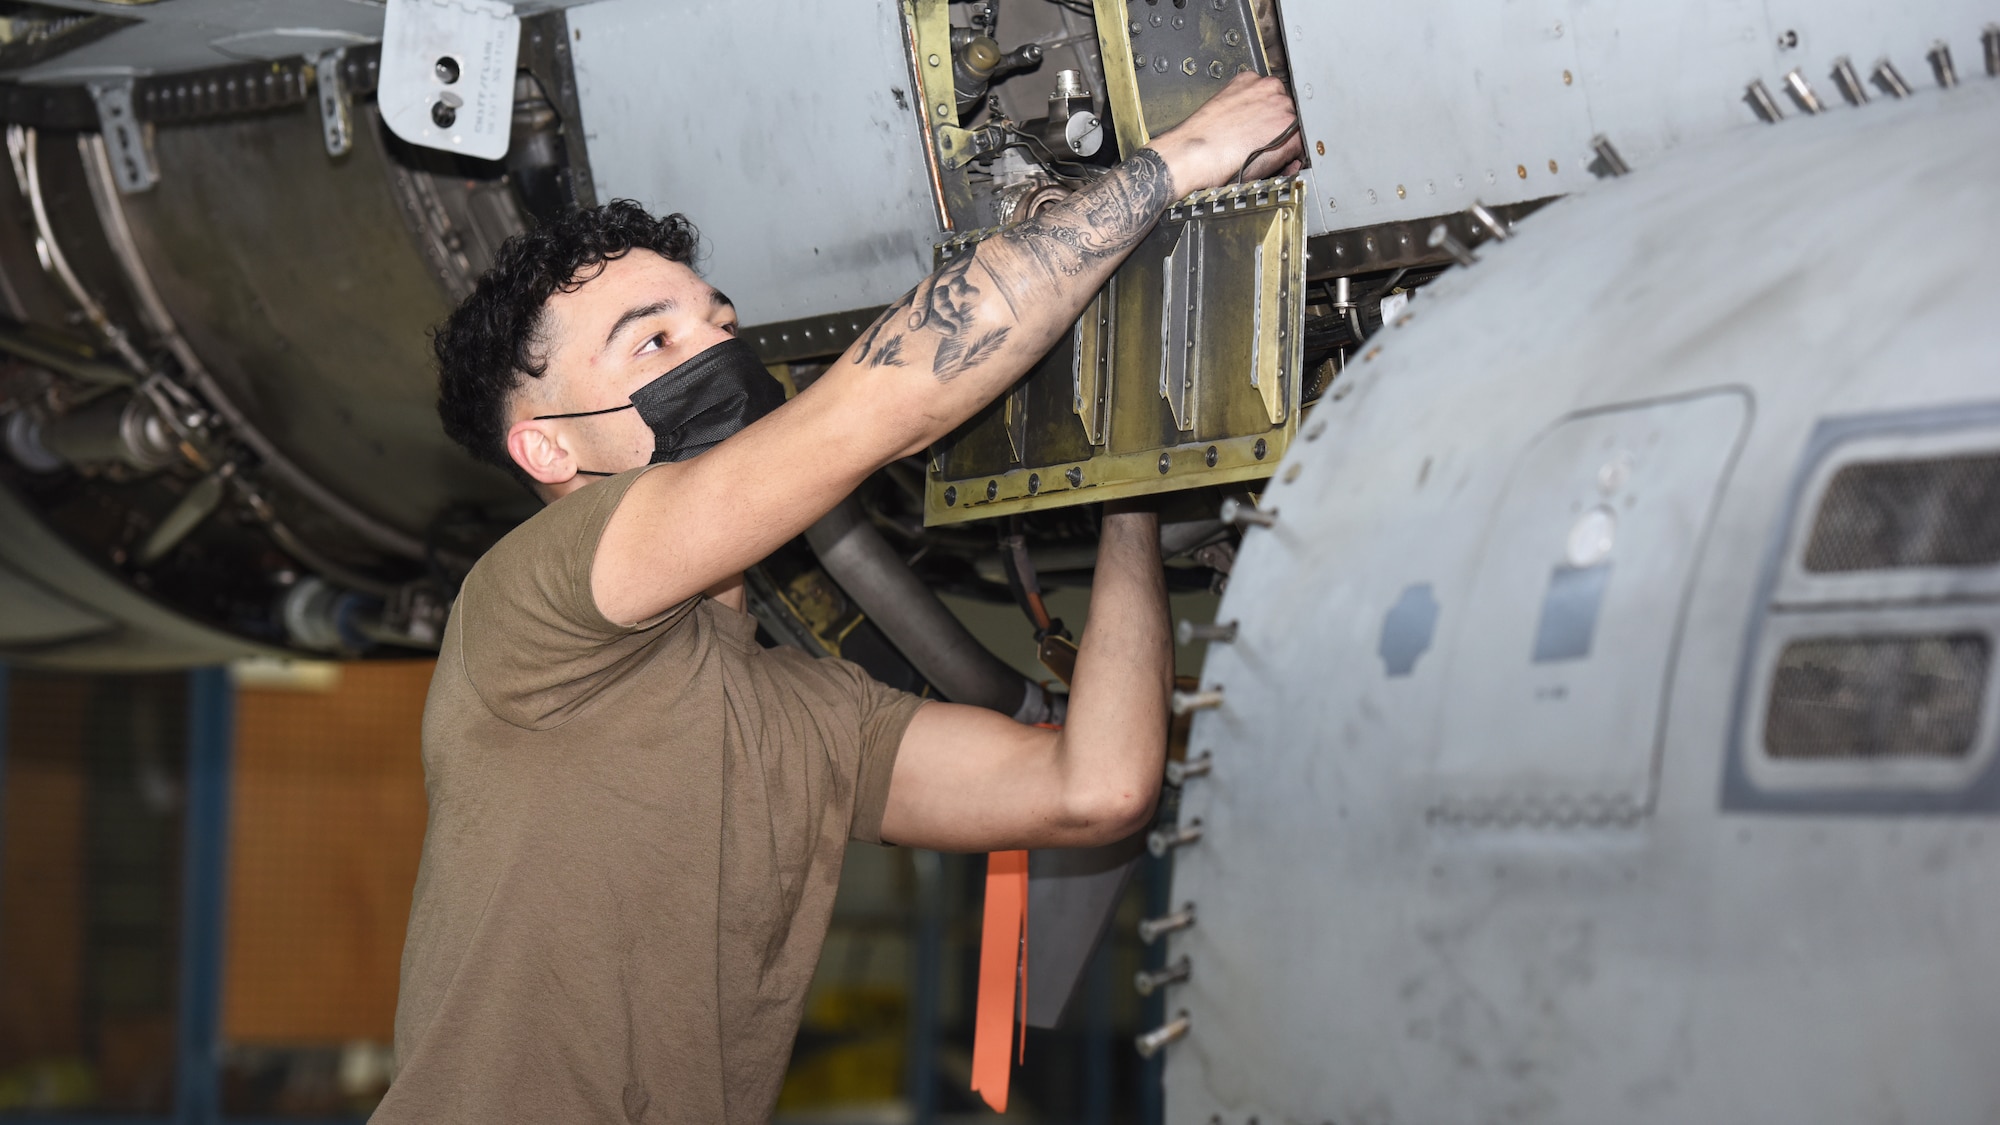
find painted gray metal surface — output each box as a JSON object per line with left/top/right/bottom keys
{"left": 1283, "top": 0, "right": 1996, "bottom": 237}
{"left": 567, "top": 0, "right": 938, "bottom": 326}
{"left": 1166, "top": 79, "right": 2000, "bottom": 1123}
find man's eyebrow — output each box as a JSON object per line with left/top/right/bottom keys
{"left": 601, "top": 299, "right": 676, "bottom": 352}
{"left": 710, "top": 290, "right": 734, "bottom": 311}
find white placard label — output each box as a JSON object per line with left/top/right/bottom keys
{"left": 378, "top": 0, "right": 520, "bottom": 161}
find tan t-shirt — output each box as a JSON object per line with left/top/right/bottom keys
{"left": 373, "top": 468, "right": 925, "bottom": 1125}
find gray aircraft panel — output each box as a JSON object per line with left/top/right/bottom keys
{"left": 567, "top": 0, "right": 938, "bottom": 326}
{"left": 1284, "top": 0, "right": 1996, "bottom": 238}
{"left": 1162, "top": 79, "right": 2000, "bottom": 1124}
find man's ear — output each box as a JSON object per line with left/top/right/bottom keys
{"left": 506, "top": 419, "right": 578, "bottom": 487}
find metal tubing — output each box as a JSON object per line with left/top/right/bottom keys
{"left": 807, "top": 498, "right": 1050, "bottom": 722}
{"left": 75, "top": 134, "right": 435, "bottom": 564}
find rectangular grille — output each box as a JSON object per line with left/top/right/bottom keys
{"left": 1764, "top": 635, "right": 1989, "bottom": 760}
{"left": 1803, "top": 452, "right": 2000, "bottom": 571}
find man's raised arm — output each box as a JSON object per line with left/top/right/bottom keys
{"left": 594, "top": 74, "right": 1299, "bottom": 625}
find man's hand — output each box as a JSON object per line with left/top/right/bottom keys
{"left": 878, "top": 503, "right": 1171, "bottom": 851}
{"left": 1146, "top": 73, "right": 1303, "bottom": 193}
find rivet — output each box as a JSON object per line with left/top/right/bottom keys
{"left": 1515, "top": 163, "right": 1527, "bottom": 179}
{"left": 1182, "top": 56, "right": 1197, "bottom": 75}
{"left": 927, "top": 53, "right": 940, "bottom": 66}
{"left": 1547, "top": 158, "right": 1558, "bottom": 173}
{"left": 1315, "top": 140, "right": 1325, "bottom": 155}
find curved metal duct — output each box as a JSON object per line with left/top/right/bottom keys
{"left": 807, "top": 498, "right": 1058, "bottom": 724}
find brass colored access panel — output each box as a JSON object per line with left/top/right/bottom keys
{"left": 924, "top": 176, "right": 1304, "bottom": 526}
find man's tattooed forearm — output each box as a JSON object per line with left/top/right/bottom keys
{"left": 846, "top": 253, "right": 1007, "bottom": 381}
{"left": 844, "top": 150, "right": 1171, "bottom": 384}
{"left": 980, "top": 147, "right": 1176, "bottom": 310}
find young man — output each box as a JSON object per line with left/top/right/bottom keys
{"left": 376, "top": 74, "right": 1299, "bottom": 1123}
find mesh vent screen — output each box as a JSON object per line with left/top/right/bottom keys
{"left": 1765, "top": 635, "right": 1989, "bottom": 760}
{"left": 1804, "top": 452, "right": 2000, "bottom": 571}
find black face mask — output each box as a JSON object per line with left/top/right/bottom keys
{"left": 534, "top": 337, "right": 786, "bottom": 475}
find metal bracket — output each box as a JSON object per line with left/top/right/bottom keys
{"left": 312, "top": 48, "right": 353, "bottom": 157}
{"left": 1159, "top": 222, "right": 1201, "bottom": 432}
{"left": 1071, "top": 285, "right": 1112, "bottom": 445}
{"left": 87, "top": 80, "right": 155, "bottom": 194}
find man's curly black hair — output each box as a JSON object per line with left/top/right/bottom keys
{"left": 435, "top": 200, "right": 700, "bottom": 488}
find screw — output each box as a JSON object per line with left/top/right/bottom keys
{"left": 986, "top": 479, "right": 998, "bottom": 500}
{"left": 1209, "top": 60, "right": 1226, "bottom": 78}
{"left": 1204, "top": 445, "right": 1218, "bottom": 467}
{"left": 1178, "top": 620, "right": 1238, "bottom": 644}
{"left": 1135, "top": 1013, "right": 1190, "bottom": 1058}
{"left": 1427, "top": 223, "right": 1478, "bottom": 268}
{"left": 1170, "top": 689, "right": 1223, "bottom": 716}
{"left": 1253, "top": 438, "right": 1267, "bottom": 460}
{"left": 1928, "top": 41, "right": 1958, "bottom": 87}
{"left": 1158, "top": 452, "right": 1172, "bottom": 474}
{"left": 1066, "top": 466, "right": 1083, "bottom": 487}
{"left": 1219, "top": 496, "right": 1275, "bottom": 528}
{"left": 1027, "top": 473, "right": 1040, "bottom": 495}
{"left": 1784, "top": 68, "right": 1825, "bottom": 113}
{"left": 1139, "top": 904, "right": 1197, "bottom": 943}
{"left": 1831, "top": 55, "right": 1869, "bottom": 105}
{"left": 944, "top": 486, "right": 957, "bottom": 506}
{"left": 1134, "top": 956, "right": 1191, "bottom": 996}
{"left": 1469, "top": 200, "right": 1511, "bottom": 239}
{"left": 1165, "top": 753, "right": 1212, "bottom": 786}
{"left": 1182, "top": 56, "right": 1197, "bottom": 75}
{"left": 431, "top": 100, "right": 456, "bottom": 128}
{"left": 1872, "top": 58, "right": 1912, "bottom": 98}
{"left": 1224, "top": 28, "right": 1241, "bottom": 46}
{"left": 1148, "top": 819, "right": 1204, "bottom": 857}
{"left": 1588, "top": 134, "right": 1631, "bottom": 177}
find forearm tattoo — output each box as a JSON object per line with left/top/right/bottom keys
{"left": 846, "top": 148, "right": 1176, "bottom": 383}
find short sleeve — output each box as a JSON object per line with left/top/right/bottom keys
{"left": 456, "top": 466, "right": 694, "bottom": 729}
{"left": 844, "top": 673, "right": 927, "bottom": 845}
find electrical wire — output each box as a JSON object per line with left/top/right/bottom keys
{"left": 1233, "top": 120, "right": 1301, "bottom": 184}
